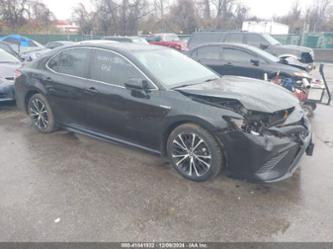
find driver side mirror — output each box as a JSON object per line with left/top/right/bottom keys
{"left": 250, "top": 59, "right": 260, "bottom": 66}
{"left": 124, "top": 78, "right": 149, "bottom": 91}
{"left": 260, "top": 43, "right": 269, "bottom": 50}
{"left": 125, "top": 79, "right": 151, "bottom": 99}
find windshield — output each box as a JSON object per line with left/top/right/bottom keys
{"left": 262, "top": 34, "right": 281, "bottom": 45}
{"left": 133, "top": 49, "right": 218, "bottom": 88}
{"left": 0, "top": 49, "right": 20, "bottom": 63}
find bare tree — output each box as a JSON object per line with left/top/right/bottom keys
{"left": 0, "top": 0, "right": 30, "bottom": 28}
{"left": 304, "top": 0, "right": 332, "bottom": 32}
{"left": 73, "top": 0, "right": 152, "bottom": 35}
{"left": 0, "top": 0, "right": 55, "bottom": 31}
{"left": 275, "top": 1, "right": 304, "bottom": 34}
{"left": 168, "top": 0, "right": 199, "bottom": 33}
{"left": 72, "top": 3, "right": 95, "bottom": 34}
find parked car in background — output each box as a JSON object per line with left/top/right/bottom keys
{"left": 15, "top": 42, "right": 313, "bottom": 183}
{"left": 146, "top": 33, "right": 188, "bottom": 51}
{"left": 45, "top": 41, "right": 76, "bottom": 49}
{"left": 0, "top": 49, "right": 21, "bottom": 101}
{"left": 0, "top": 34, "right": 50, "bottom": 62}
{"left": 188, "top": 43, "right": 312, "bottom": 83}
{"left": 0, "top": 34, "right": 44, "bottom": 54}
{"left": 103, "top": 36, "right": 149, "bottom": 44}
{"left": 0, "top": 41, "right": 22, "bottom": 61}
{"left": 188, "top": 32, "right": 315, "bottom": 64}
{"left": 188, "top": 43, "right": 316, "bottom": 116}
{"left": 0, "top": 78, "right": 16, "bottom": 102}
{"left": 0, "top": 49, "right": 22, "bottom": 82}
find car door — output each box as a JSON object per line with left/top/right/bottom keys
{"left": 220, "top": 48, "right": 265, "bottom": 79}
{"left": 83, "top": 48, "right": 168, "bottom": 150}
{"left": 192, "top": 45, "right": 224, "bottom": 74}
{"left": 44, "top": 47, "right": 91, "bottom": 127}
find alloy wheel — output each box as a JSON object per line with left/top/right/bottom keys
{"left": 171, "top": 133, "right": 212, "bottom": 177}
{"left": 29, "top": 98, "right": 49, "bottom": 130}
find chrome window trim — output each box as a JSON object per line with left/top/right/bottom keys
{"left": 45, "top": 46, "right": 159, "bottom": 90}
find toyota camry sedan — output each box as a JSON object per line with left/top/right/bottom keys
{"left": 15, "top": 42, "right": 314, "bottom": 182}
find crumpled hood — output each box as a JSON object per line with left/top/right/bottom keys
{"left": 176, "top": 76, "right": 299, "bottom": 113}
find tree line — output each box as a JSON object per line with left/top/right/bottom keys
{"left": 0, "top": 0, "right": 332, "bottom": 35}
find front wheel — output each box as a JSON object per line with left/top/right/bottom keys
{"left": 167, "top": 123, "right": 223, "bottom": 182}
{"left": 27, "top": 93, "right": 56, "bottom": 133}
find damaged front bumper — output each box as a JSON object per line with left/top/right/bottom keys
{"left": 220, "top": 109, "right": 314, "bottom": 183}
{"left": 0, "top": 80, "right": 15, "bottom": 102}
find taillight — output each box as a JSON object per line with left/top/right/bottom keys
{"left": 15, "top": 69, "right": 22, "bottom": 79}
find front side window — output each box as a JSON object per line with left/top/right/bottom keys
{"left": 222, "top": 48, "right": 253, "bottom": 63}
{"left": 90, "top": 49, "right": 144, "bottom": 86}
{"left": 246, "top": 34, "right": 268, "bottom": 47}
{"left": 48, "top": 48, "right": 89, "bottom": 78}
{"left": 197, "top": 46, "right": 221, "bottom": 60}
{"left": 262, "top": 34, "right": 281, "bottom": 45}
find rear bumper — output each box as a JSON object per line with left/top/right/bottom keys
{"left": 0, "top": 81, "right": 15, "bottom": 101}
{"left": 219, "top": 116, "right": 313, "bottom": 183}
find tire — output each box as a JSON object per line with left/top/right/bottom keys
{"left": 167, "top": 123, "right": 223, "bottom": 182}
{"left": 27, "top": 93, "right": 56, "bottom": 133}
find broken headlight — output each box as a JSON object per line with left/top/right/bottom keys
{"left": 226, "top": 116, "right": 266, "bottom": 136}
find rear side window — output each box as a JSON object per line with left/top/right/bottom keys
{"left": 222, "top": 48, "right": 253, "bottom": 63}
{"left": 90, "top": 49, "right": 143, "bottom": 86}
{"left": 189, "top": 33, "right": 223, "bottom": 49}
{"left": 224, "top": 33, "right": 243, "bottom": 43}
{"left": 197, "top": 46, "right": 221, "bottom": 60}
{"left": 48, "top": 48, "right": 89, "bottom": 78}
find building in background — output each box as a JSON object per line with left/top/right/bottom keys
{"left": 242, "top": 21, "right": 289, "bottom": 35}
{"left": 55, "top": 20, "right": 79, "bottom": 33}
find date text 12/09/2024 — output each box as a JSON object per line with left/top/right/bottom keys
{"left": 121, "top": 242, "right": 208, "bottom": 248}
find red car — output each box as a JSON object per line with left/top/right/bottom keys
{"left": 147, "top": 33, "right": 188, "bottom": 52}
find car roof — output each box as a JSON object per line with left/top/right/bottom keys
{"left": 66, "top": 41, "right": 167, "bottom": 53}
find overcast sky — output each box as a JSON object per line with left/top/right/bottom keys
{"left": 43, "top": 0, "right": 314, "bottom": 20}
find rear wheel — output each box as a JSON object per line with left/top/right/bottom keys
{"left": 167, "top": 123, "right": 223, "bottom": 182}
{"left": 27, "top": 93, "right": 56, "bottom": 133}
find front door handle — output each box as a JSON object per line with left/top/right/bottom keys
{"left": 84, "top": 87, "right": 99, "bottom": 95}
